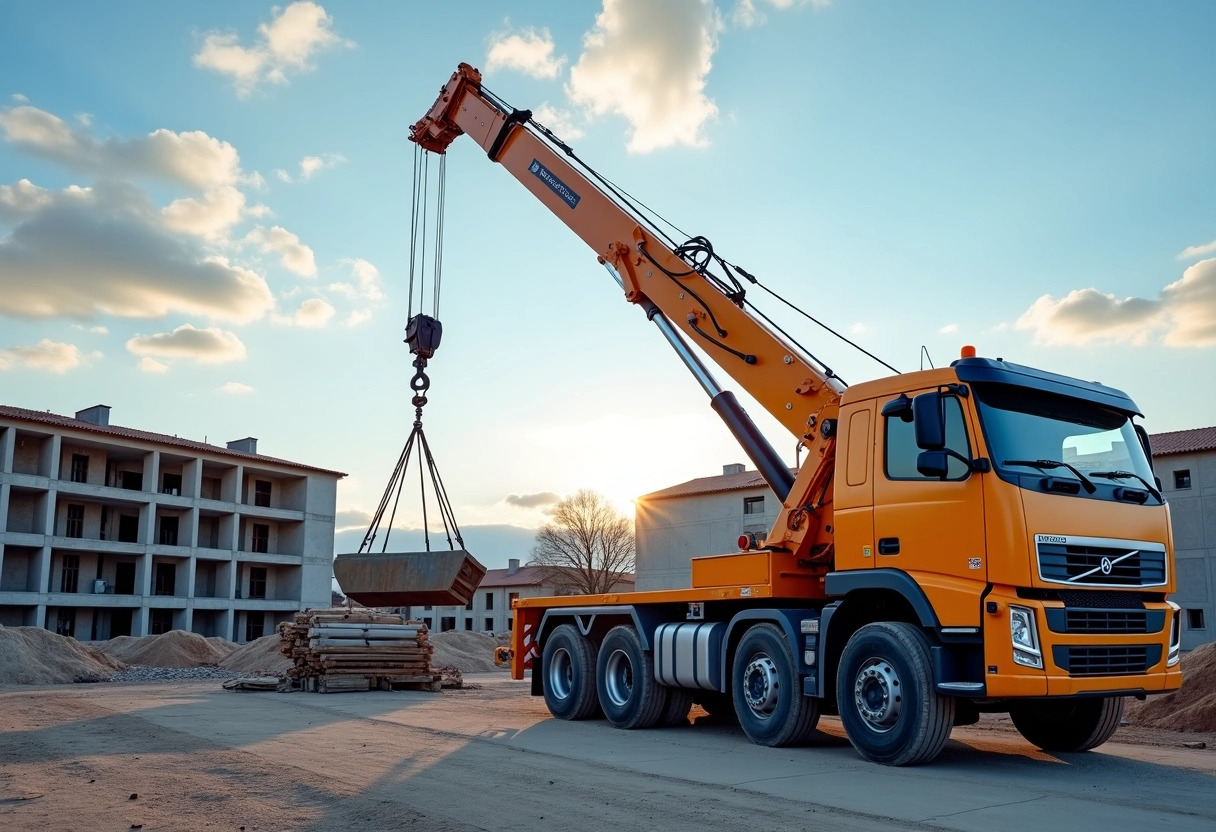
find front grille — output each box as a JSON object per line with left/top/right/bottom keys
{"left": 1059, "top": 590, "right": 1144, "bottom": 609}
{"left": 1066, "top": 609, "right": 1147, "bottom": 633}
{"left": 1051, "top": 645, "right": 1161, "bottom": 676}
{"left": 1036, "top": 536, "right": 1167, "bottom": 587}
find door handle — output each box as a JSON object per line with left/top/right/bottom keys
{"left": 878, "top": 537, "right": 900, "bottom": 555}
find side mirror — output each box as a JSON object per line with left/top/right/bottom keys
{"left": 912, "top": 392, "right": 945, "bottom": 450}
{"left": 917, "top": 450, "right": 950, "bottom": 479}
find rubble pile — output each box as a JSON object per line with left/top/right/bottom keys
{"left": 1126, "top": 642, "right": 1216, "bottom": 732}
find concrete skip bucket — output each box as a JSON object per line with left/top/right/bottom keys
{"left": 332, "top": 550, "right": 487, "bottom": 607}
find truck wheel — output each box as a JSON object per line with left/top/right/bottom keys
{"left": 658, "top": 686, "right": 694, "bottom": 727}
{"left": 732, "top": 623, "right": 820, "bottom": 747}
{"left": 836, "top": 622, "right": 954, "bottom": 765}
{"left": 1009, "top": 696, "right": 1125, "bottom": 752}
{"left": 596, "top": 625, "right": 667, "bottom": 729}
{"left": 542, "top": 624, "right": 600, "bottom": 720}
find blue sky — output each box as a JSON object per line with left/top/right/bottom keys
{"left": 2, "top": 1, "right": 1214, "bottom": 568}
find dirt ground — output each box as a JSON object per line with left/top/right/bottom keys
{"left": 1, "top": 677, "right": 1212, "bottom": 832}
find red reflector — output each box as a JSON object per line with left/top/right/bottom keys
{"left": 737, "top": 534, "right": 751, "bottom": 551}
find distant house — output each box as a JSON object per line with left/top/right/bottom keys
{"left": 404, "top": 557, "right": 635, "bottom": 633}
{"left": 1153, "top": 426, "right": 1216, "bottom": 649}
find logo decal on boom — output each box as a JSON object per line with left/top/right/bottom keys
{"left": 529, "top": 159, "right": 581, "bottom": 209}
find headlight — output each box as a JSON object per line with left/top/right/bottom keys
{"left": 1167, "top": 601, "right": 1181, "bottom": 667}
{"left": 1010, "top": 605, "right": 1043, "bottom": 669}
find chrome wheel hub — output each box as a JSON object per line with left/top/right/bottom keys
{"left": 853, "top": 657, "right": 902, "bottom": 732}
{"left": 743, "top": 655, "right": 780, "bottom": 716}
{"left": 548, "top": 646, "right": 573, "bottom": 700}
{"left": 604, "top": 648, "right": 634, "bottom": 707}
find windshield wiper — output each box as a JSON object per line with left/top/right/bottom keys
{"left": 1091, "top": 470, "right": 1162, "bottom": 502}
{"left": 1002, "top": 459, "right": 1096, "bottom": 493}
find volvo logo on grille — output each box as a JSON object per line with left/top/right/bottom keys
{"left": 1100, "top": 557, "right": 1113, "bottom": 575}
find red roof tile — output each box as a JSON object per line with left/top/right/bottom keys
{"left": 0, "top": 403, "right": 345, "bottom": 476}
{"left": 1150, "top": 426, "right": 1216, "bottom": 457}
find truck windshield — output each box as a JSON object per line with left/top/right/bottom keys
{"left": 972, "top": 383, "right": 1154, "bottom": 483}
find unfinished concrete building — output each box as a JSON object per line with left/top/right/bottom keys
{"left": 0, "top": 403, "right": 344, "bottom": 642}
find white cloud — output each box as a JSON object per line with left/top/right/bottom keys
{"left": 11, "top": 94, "right": 28, "bottom": 103}
{"left": 1015, "top": 258, "right": 1216, "bottom": 348}
{"left": 275, "top": 152, "right": 344, "bottom": 183}
{"left": 848, "top": 322, "right": 867, "bottom": 335}
{"left": 294, "top": 297, "right": 335, "bottom": 327}
{"left": 938, "top": 323, "right": 958, "bottom": 335}
{"left": 567, "top": 0, "right": 721, "bottom": 153}
{"left": 486, "top": 27, "right": 566, "bottom": 79}
{"left": 0, "top": 339, "right": 87, "bottom": 374}
{"left": 162, "top": 184, "right": 266, "bottom": 241}
{"left": 343, "top": 309, "right": 372, "bottom": 327}
{"left": 137, "top": 356, "right": 169, "bottom": 373}
{"left": 0, "top": 178, "right": 54, "bottom": 219}
{"left": 1178, "top": 238, "right": 1216, "bottom": 260}
{"left": 0, "top": 181, "right": 275, "bottom": 323}
{"left": 126, "top": 324, "right": 248, "bottom": 364}
{"left": 329, "top": 257, "right": 383, "bottom": 302}
{"left": 731, "top": 0, "right": 829, "bottom": 28}
{"left": 220, "top": 381, "right": 254, "bottom": 394}
{"left": 245, "top": 225, "right": 316, "bottom": 276}
{"left": 193, "top": 1, "right": 352, "bottom": 97}
{"left": 533, "top": 103, "right": 584, "bottom": 142}
{"left": 0, "top": 104, "right": 243, "bottom": 189}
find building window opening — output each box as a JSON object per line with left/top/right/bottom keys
{"left": 249, "top": 567, "right": 267, "bottom": 600}
{"left": 252, "top": 523, "right": 269, "bottom": 553}
{"left": 245, "top": 611, "right": 265, "bottom": 642}
{"left": 464, "top": 618, "right": 472, "bottom": 630}
{"left": 255, "top": 480, "right": 272, "bottom": 507}
{"left": 484, "top": 617, "right": 494, "bottom": 631}
{"left": 70, "top": 453, "right": 89, "bottom": 483}
{"left": 485, "top": 592, "right": 494, "bottom": 610}
{"left": 162, "top": 472, "right": 183, "bottom": 496}
{"left": 440, "top": 616, "right": 456, "bottom": 632}
{"left": 55, "top": 608, "right": 77, "bottom": 637}
{"left": 66, "top": 504, "right": 85, "bottom": 538}
{"left": 159, "top": 516, "right": 179, "bottom": 546}
{"left": 150, "top": 609, "right": 173, "bottom": 635}
{"left": 1188, "top": 609, "right": 1206, "bottom": 630}
{"left": 1174, "top": 470, "right": 1192, "bottom": 490}
{"left": 508, "top": 592, "right": 520, "bottom": 609}
{"left": 743, "top": 496, "right": 765, "bottom": 515}
{"left": 60, "top": 554, "right": 80, "bottom": 593}
{"left": 154, "top": 562, "right": 177, "bottom": 596}
{"left": 118, "top": 514, "right": 139, "bottom": 543}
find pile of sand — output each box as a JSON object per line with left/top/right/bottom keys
{"left": 429, "top": 631, "right": 511, "bottom": 673}
{"left": 1126, "top": 641, "right": 1216, "bottom": 732}
{"left": 220, "top": 633, "right": 292, "bottom": 675}
{"left": 0, "top": 626, "right": 124, "bottom": 684}
{"left": 95, "top": 630, "right": 231, "bottom": 668}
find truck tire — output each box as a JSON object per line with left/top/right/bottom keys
{"left": 836, "top": 621, "right": 954, "bottom": 766}
{"left": 542, "top": 624, "right": 600, "bottom": 720}
{"left": 658, "top": 686, "right": 694, "bottom": 727}
{"left": 732, "top": 623, "right": 820, "bottom": 747}
{"left": 1009, "top": 696, "right": 1125, "bottom": 752}
{"left": 596, "top": 625, "right": 667, "bottom": 729}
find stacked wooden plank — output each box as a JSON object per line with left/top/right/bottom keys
{"left": 278, "top": 608, "right": 442, "bottom": 693}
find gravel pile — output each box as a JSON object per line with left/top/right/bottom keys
{"left": 107, "top": 665, "right": 242, "bottom": 683}
{"left": 0, "top": 625, "right": 123, "bottom": 684}
{"left": 1126, "top": 641, "right": 1216, "bottom": 732}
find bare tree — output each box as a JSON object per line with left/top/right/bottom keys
{"left": 529, "top": 490, "right": 635, "bottom": 595}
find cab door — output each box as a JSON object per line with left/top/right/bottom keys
{"left": 872, "top": 392, "right": 987, "bottom": 626}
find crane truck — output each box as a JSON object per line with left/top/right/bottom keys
{"left": 408, "top": 63, "right": 1182, "bottom": 765}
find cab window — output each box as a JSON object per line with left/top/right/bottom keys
{"left": 884, "top": 396, "right": 971, "bottom": 481}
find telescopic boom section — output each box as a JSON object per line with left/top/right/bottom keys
{"left": 410, "top": 63, "right": 847, "bottom": 558}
